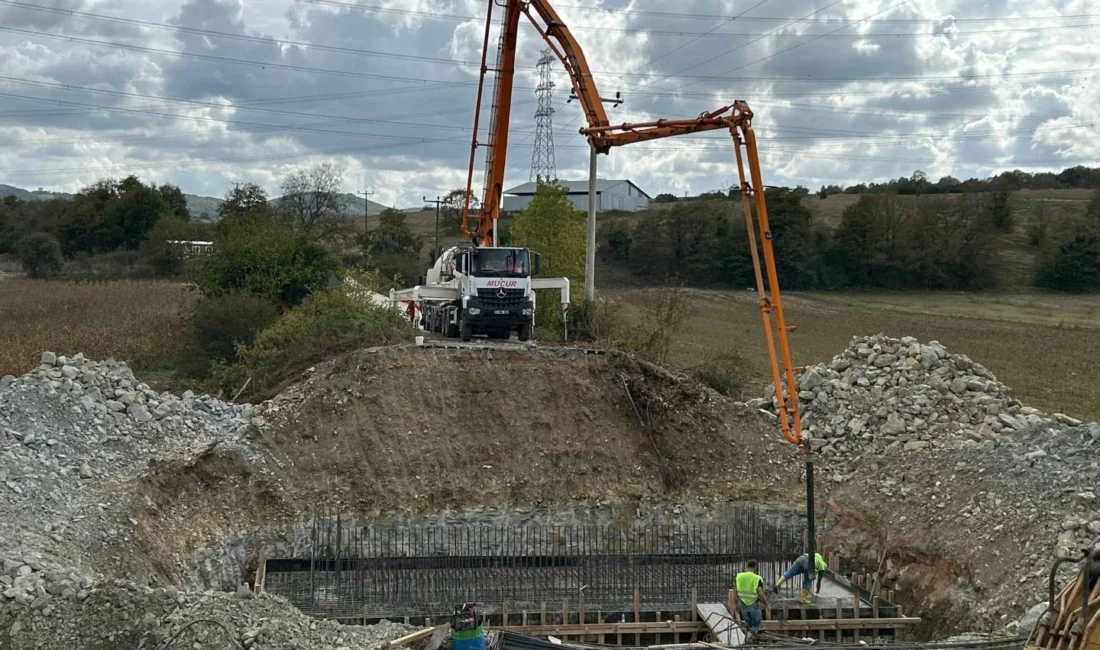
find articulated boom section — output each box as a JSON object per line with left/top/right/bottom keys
{"left": 459, "top": 0, "right": 804, "bottom": 444}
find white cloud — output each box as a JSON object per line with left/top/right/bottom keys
{"left": 0, "top": 0, "right": 1098, "bottom": 204}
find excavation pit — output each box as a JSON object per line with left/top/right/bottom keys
{"left": 260, "top": 509, "right": 918, "bottom": 645}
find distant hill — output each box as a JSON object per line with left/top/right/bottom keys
{"left": 0, "top": 184, "right": 391, "bottom": 222}
{"left": 1, "top": 182, "right": 224, "bottom": 221}
{"left": 332, "top": 193, "right": 391, "bottom": 217}
{"left": 184, "top": 194, "right": 223, "bottom": 221}
{"left": 0, "top": 184, "right": 71, "bottom": 202}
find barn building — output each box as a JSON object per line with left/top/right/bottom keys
{"left": 502, "top": 179, "right": 650, "bottom": 213}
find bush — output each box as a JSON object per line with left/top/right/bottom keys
{"left": 1027, "top": 207, "right": 1050, "bottom": 247}
{"left": 189, "top": 221, "right": 343, "bottom": 306}
{"left": 177, "top": 292, "right": 281, "bottom": 379}
{"left": 17, "top": 233, "right": 63, "bottom": 278}
{"left": 654, "top": 193, "right": 678, "bottom": 203}
{"left": 608, "top": 291, "right": 687, "bottom": 365}
{"left": 691, "top": 351, "right": 746, "bottom": 398}
{"left": 212, "top": 281, "right": 412, "bottom": 399}
{"left": 1036, "top": 233, "right": 1100, "bottom": 292}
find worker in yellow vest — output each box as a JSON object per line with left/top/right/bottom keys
{"left": 732, "top": 559, "right": 769, "bottom": 639}
{"left": 776, "top": 552, "right": 827, "bottom": 604}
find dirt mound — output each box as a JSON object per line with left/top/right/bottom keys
{"left": 104, "top": 344, "right": 800, "bottom": 593}
{"left": 255, "top": 344, "right": 802, "bottom": 514}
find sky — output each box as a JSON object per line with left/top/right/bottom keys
{"left": 0, "top": 0, "right": 1098, "bottom": 208}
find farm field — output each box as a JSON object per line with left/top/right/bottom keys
{"left": 0, "top": 278, "right": 195, "bottom": 379}
{"left": 613, "top": 288, "right": 1100, "bottom": 421}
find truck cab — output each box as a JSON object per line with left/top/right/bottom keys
{"left": 454, "top": 247, "right": 541, "bottom": 341}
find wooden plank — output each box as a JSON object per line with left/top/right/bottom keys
{"left": 253, "top": 544, "right": 267, "bottom": 594}
{"left": 492, "top": 617, "right": 919, "bottom": 637}
{"left": 387, "top": 626, "right": 439, "bottom": 650}
{"left": 853, "top": 595, "right": 861, "bottom": 643}
{"left": 695, "top": 602, "right": 747, "bottom": 647}
{"left": 541, "top": 602, "right": 547, "bottom": 626}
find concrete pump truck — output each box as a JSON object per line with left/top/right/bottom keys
{"left": 393, "top": 0, "right": 807, "bottom": 456}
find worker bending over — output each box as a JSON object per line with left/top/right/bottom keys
{"left": 733, "top": 559, "right": 769, "bottom": 640}
{"left": 776, "top": 552, "right": 826, "bottom": 604}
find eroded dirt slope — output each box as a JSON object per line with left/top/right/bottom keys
{"left": 259, "top": 345, "right": 802, "bottom": 512}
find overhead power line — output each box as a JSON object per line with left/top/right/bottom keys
{"left": 4, "top": 82, "right": 1094, "bottom": 152}
{"left": 294, "top": 0, "right": 1100, "bottom": 25}
{"left": 5, "top": 6, "right": 1093, "bottom": 82}
{"left": 4, "top": 131, "right": 1092, "bottom": 178}
{"left": 4, "top": 22, "right": 1098, "bottom": 86}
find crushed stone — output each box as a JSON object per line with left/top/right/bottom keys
{"left": 0, "top": 353, "right": 406, "bottom": 648}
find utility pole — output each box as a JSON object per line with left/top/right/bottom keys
{"left": 572, "top": 89, "right": 621, "bottom": 301}
{"left": 359, "top": 190, "right": 374, "bottom": 235}
{"left": 585, "top": 146, "right": 597, "bottom": 300}
{"left": 423, "top": 195, "right": 443, "bottom": 259}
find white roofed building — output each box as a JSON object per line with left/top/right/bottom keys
{"left": 502, "top": 179, "right": 650, "bottom": 213}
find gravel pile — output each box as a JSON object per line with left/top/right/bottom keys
{"left": 0, "top": 352, "right": 257, "bottom": 568}
{"left": 1, "top": 573, "right": 410, "bottom": 649}
{"left": 752, "top": 334, "right": 1083, "bottom": 461}
{"left": 757, "top": 335, "right": 1100, "bottom": 627}
{"left": 0, "top": 352, "right": 410, "bottom": 648}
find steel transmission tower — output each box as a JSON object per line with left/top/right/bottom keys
{"left": 530, "top": 49, "right": 557, "bottom": 182}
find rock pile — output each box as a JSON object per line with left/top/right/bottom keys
{"left": 1, "top": 575, "right": 410, "bottom": 650}
{"left": 0, "top": 352, "right": 259, "bottom": 567}
{"left": 754, "top": 334, "right": 1081, "bottom": 460}
{"left": 0, "top": 353, "right": 413, "bottom": 648}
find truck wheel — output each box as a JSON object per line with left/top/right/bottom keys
{"left": 446, "top": 312, "right": 459, "bottom": 338}
{"left": 460, "top": 320, "right": 473, "bottom": 342}
{"left": 518, "top": 323, "right": 531, "bottom": 342}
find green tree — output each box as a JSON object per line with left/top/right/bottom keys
{"left": 439, "top": 188, "right": 479, "bottom": 235}
{"left": 177, "top": 292, "right": 282, "bottom": 379}
{"left": 653, "top": 193, "right": 677, "bottom": 203}
{"left": 364, "top": 208, "right": 423, "bottom": 258}
{"left": 1026, "top": 206, "right": 1050, "bottom": 247}
{"left": 597, "top": 219, "right": 633, "bottom": 261}
{"left": 217, "top": 182, "right": 273, "bottom": 228}
{"left": 17, "top": 232, "right": 63, "bottom": 278}
{"left": 989, "top": 190, "right": 1013, "bottom": 232}
{"left": 158, "top": 183, "right": 191, "bottom": 221}
{"left": 509, "top": 181, "right": 586, "bottom": 279}
{"left": 1037, "top": 233, "right": 1100, "bottom": 292}
{"left": 361, "top": 208, "right": 425, "bottom": 286}
{"left": 189, "top": 221, "right": 343, "bottom": 306}
{"left": 107, "top": 176, "right": 170, "bottom": 249}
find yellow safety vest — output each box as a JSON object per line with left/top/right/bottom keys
{"left": 735, "top": 571, "right": 762, "bottom": 605}
{"left": 815, "top": 553, "right": 826, "bottom": 572}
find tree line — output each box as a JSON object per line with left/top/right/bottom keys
{"left": 599, "top": 187, "right": 1100, "bottom": 292}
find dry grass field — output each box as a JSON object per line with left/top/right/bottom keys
{"left": 614, "top": 288, "right": 1100, "bottom": 422}
{"left": 0, "top": 279, "right": 196, "bottom": 378}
